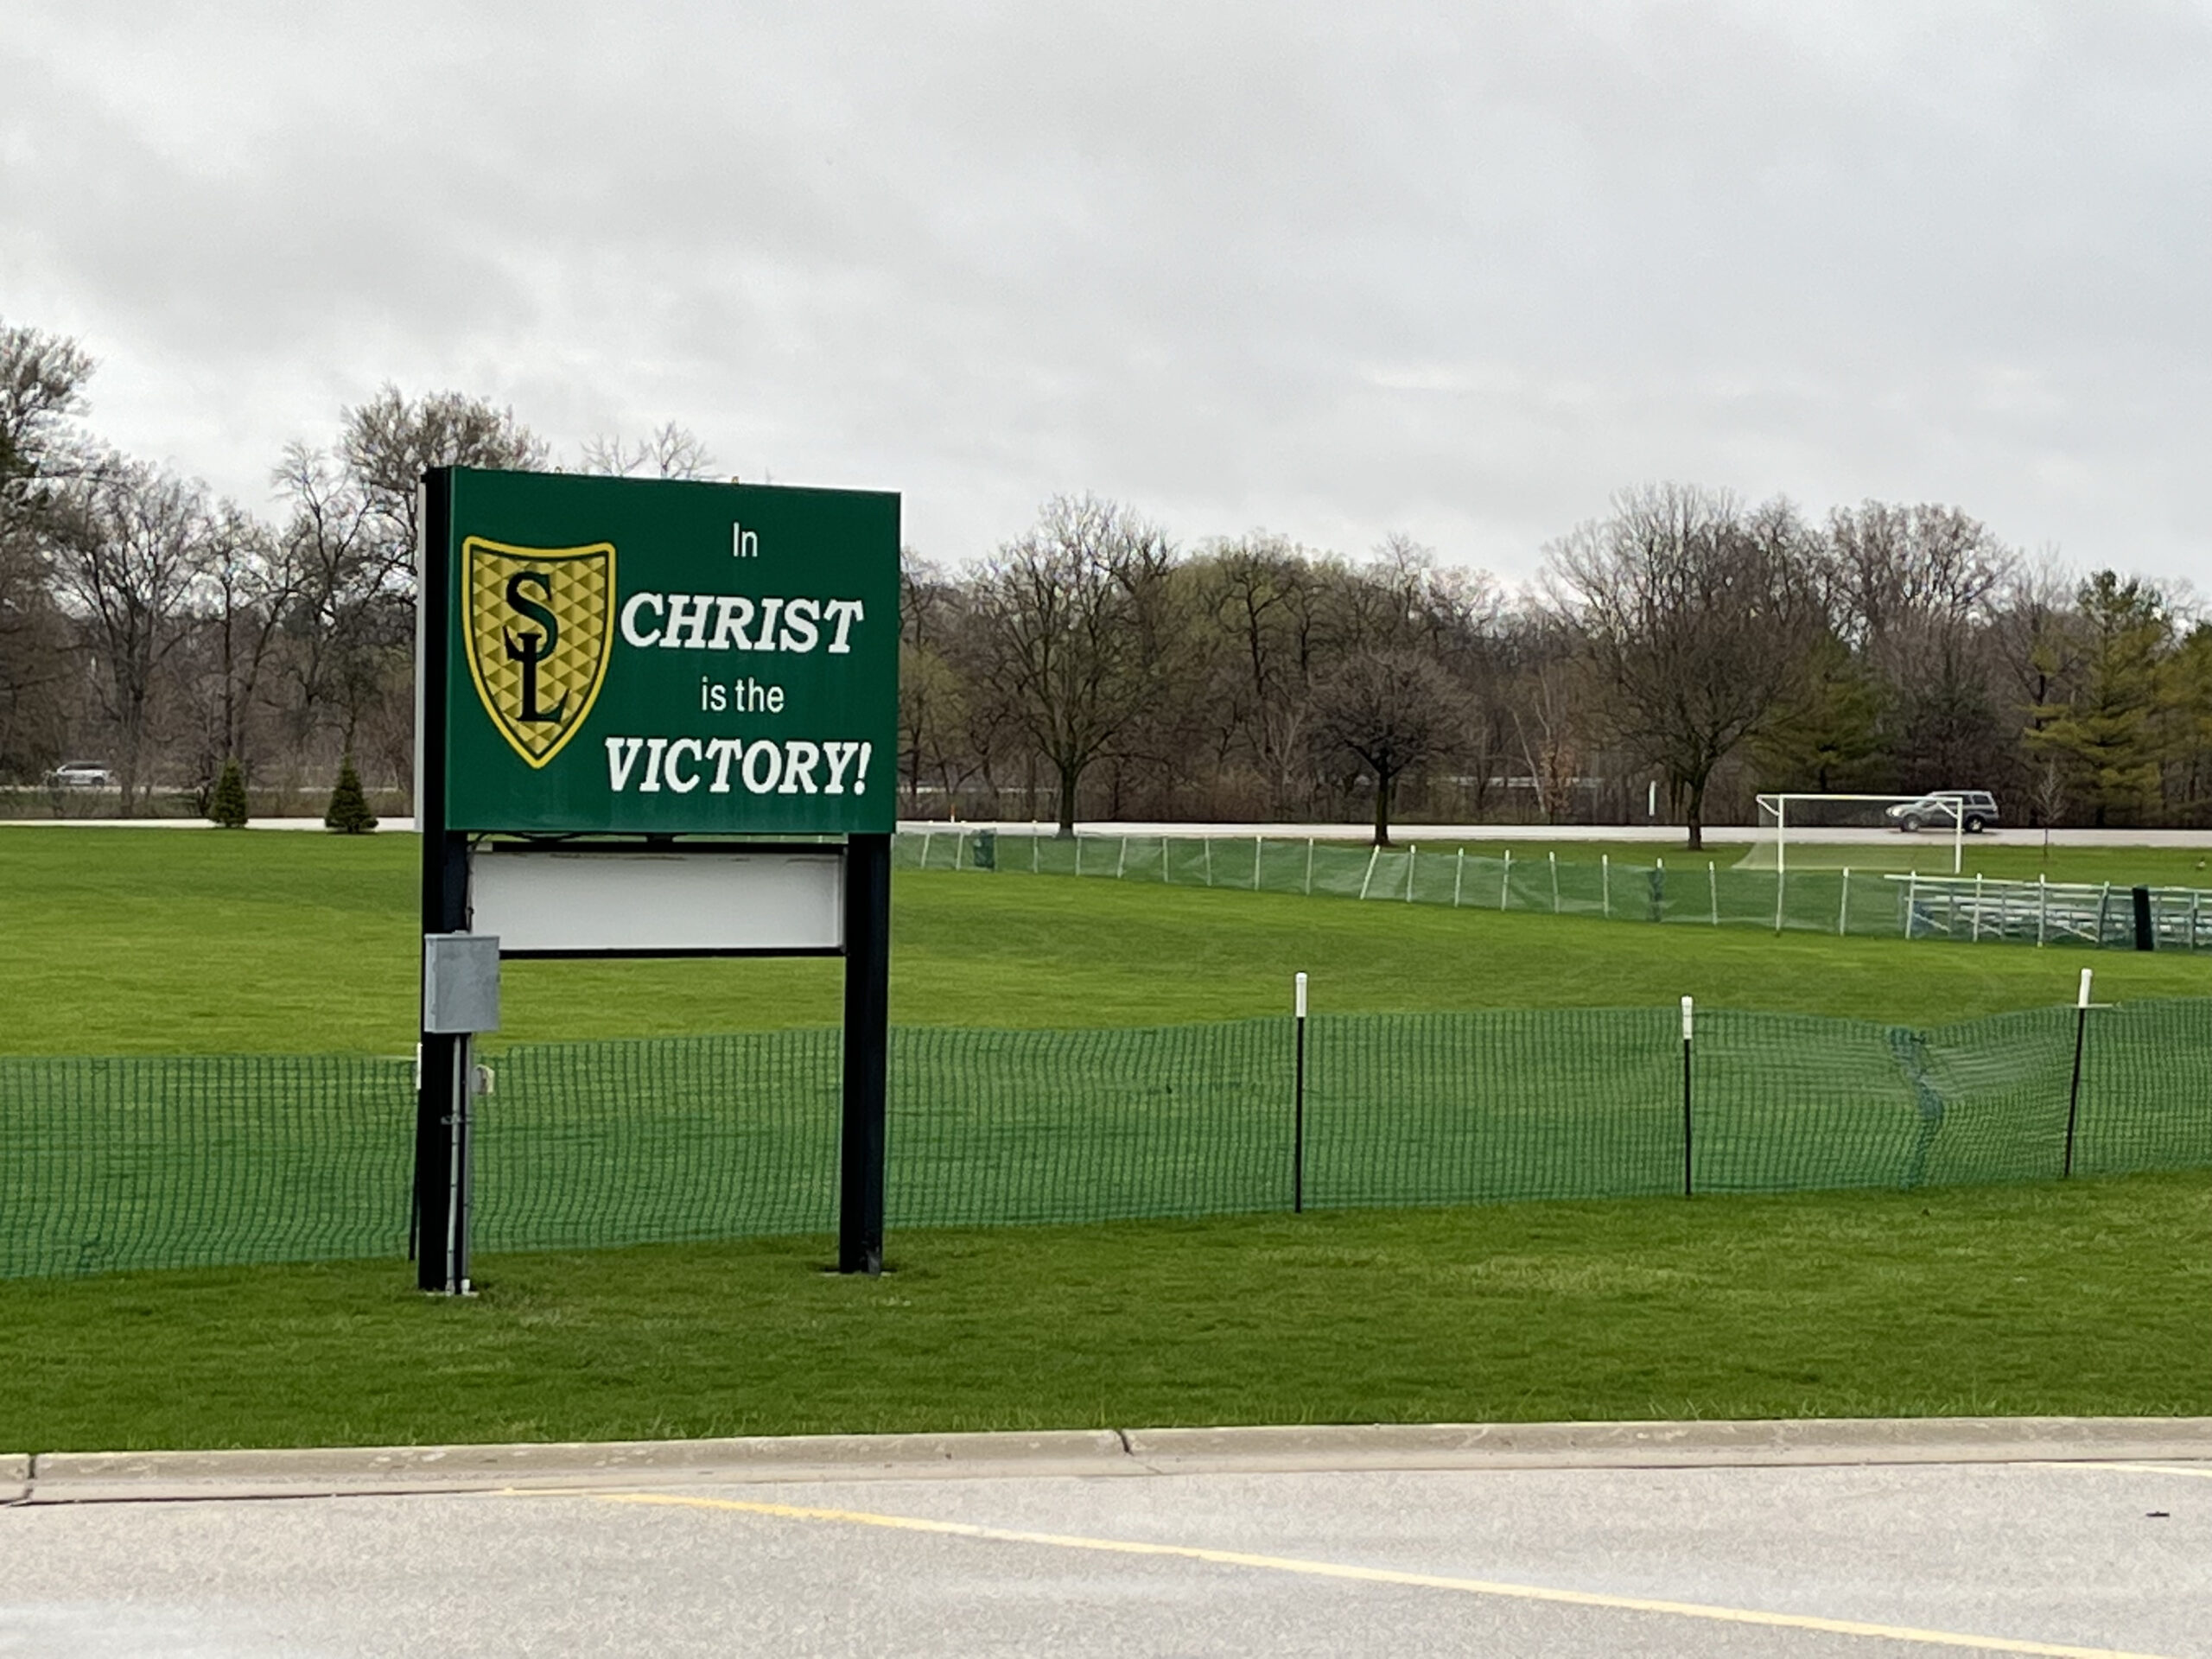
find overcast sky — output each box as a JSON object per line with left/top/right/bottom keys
{"left": 4, "top": 2, "right": 2209, "bottom": 588}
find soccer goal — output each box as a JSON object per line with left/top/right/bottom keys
{"left": 1738, "top": 793, "right": 1965, "bottom": 877}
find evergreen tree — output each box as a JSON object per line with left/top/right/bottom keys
{"left": 1752, "top": 632, "right": 1887, "bottom": 794}
{"left": 208, "top": 756, "right": 248, "bottom": 828}
{"left": 2027, "top": 571, "right": 2168, "bottom": 826}
{"left": 323, "top": 754, "right": 378, "bottom": 833}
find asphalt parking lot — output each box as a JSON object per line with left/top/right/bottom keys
{"left": 5, "top": 1452, "right": 2209, "bottom": 1656}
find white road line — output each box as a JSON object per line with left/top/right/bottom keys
{"left": 588, "top": 1490, "right": 2177, "bottom": 1659}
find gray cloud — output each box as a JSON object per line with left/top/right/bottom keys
{"left": 4, "top": 0, "right": 2209, "bottom": 587}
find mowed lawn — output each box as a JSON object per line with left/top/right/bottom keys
{"left": 3, "top": 826, "right": 2209, "bottom": 1450}
{"left": 1402, "top": 833, "right": 2212, "bottom": 886}
{"left": 3, "top": 827, "right": 2209, "bottom": 1055}
{"left": 3, "top": 1173, "right": 2206, "bottom": 1452}
{"left": 1407, "top": 836, "right": 2212, "bottom": 889}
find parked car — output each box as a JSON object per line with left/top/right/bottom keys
{"left": 44, "top": 761, "right": 114, "bottom": 788}
{"left": 1886, "top": 790, "right": 1999, "bottom": 833}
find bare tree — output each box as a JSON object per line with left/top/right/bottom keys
{"left": 45, "top": 459, "right": 213, "bottom": 810}
{"left": 338, "top": 384, "right": 547, "bottom": 593}
{"left": 0, "top": 321, "right": 97, "bottom": 779}
{"left": 965, "top": 495, "right": 1173, "bottom": 835}
{"left": 580, "top": 421, "right": 716, "bottom": 480}
{"left": 193, "top": 501, "right": 294, "bottom": 781}
{"left": 1506, "top": 615, "right": 1586, "bottom": 824}
{"left": 0, "top": 321, "right": 97, "bottom": 507}
{"left": 270, "top": 442, "right": 384, "bottom": 758}
{"left": 1547, "top": 484, "right": 1821, "bottom": 849}
{"left": 1309, "top": 649, "right": 1464, "bottom": 845}
{"left": 1196, "top": 534, "right": 1338, "bottom": 814}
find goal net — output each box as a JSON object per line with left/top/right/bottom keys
{"left": 1735, "top": 793, "right": 1963, "bottom": 874}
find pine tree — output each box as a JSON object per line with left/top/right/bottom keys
{"left": 2027, "top": 571, "right": 2169, "bottom": 827}
{"left": 209, "top": 757, "right": 249, "bottom": 829}
{"left": 323, "top": 755, "right": 378, "bottom": 833}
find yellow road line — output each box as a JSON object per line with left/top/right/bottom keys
{"left": 594, "top": 1491, "right": 2173, "bottom": 1658}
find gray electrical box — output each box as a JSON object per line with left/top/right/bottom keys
{"left": 423, "top": 932, "right": 501, "bottom": 1034}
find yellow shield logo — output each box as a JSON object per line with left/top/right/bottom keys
{"left": 462, "top": 537, "right": 615, "bottom": 768}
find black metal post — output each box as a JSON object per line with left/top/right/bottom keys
{"left": 2132, "top": 886, "right": 2155, "bottom": 951}
{"left": 2064, "top": 1002, "right": 2089, "bottom": 1179}
{"left": 839, "top": 831, "right": 892, "bottom": 1274}
{"left": 414, "top": 469, "right": 472, "bottom": 1294}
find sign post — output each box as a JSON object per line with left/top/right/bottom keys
{"left": 414, "top": 467, "right": 899, "bottom": 1291}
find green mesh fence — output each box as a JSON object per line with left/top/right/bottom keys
{"left": 898, "top": 830, "right": 2212, "bottom": 951}
{"left": 3, "top": 1002, "right": 2208, "bottom": 1280}
{"left": 0, "top": 1054, "right": 414, "bottom": 1278}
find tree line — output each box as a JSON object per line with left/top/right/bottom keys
{"left": 911, "top": 486, "right": 2212, "bottom": 846}
{"left": 5, "top": 317, "right": 2207, "bottom": 843}
{"left": 0, "top": 318, "right": 709, "bottom": 814}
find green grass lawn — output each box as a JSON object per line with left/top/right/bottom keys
{"left": 5, "top": 827, "right": 2209, "bottom": 1449}
{"left": 1400, "top": 834, "right": 2212, "bottom": 886}
{"left": 3, "top": 1171, "right": 2203, "bottom": 1452}
{"left": 2, "top": 828, "right": 2207, "bottom": 1054}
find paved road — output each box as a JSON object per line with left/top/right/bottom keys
{"left": 6, "top": 1459, "right": 2208, "bottom": 1657}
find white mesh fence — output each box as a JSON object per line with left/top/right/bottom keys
{"left": 893, "top": 829, "right": 2212, "bottom": 952}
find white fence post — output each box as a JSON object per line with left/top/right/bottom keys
{"left": 1254, "top": 835, "right": 1263, "bottom": 891}
{"left": 1305, "top": 837, "right": 1314, "bottom": 896}
{"left": 1839, "top": 868, "right": 1850, "bottom": 936}
{"left": 1357, "top": 844, "right": 1380, "bottom": 901}
{"left": 1406, "top": 844, "right": 1416, "bottom": 901}
{"left": 1549, "top": 850, "right": 1559, "bottom": 914}
{"left": 1500, "top": 849, "right": 1512, "bottom": 911}
{"left": 1708, "top": 861, "right": 1719, "bottom": 926}
{"left": 1453, "top": 848, "right": 1465, "bottom": 908}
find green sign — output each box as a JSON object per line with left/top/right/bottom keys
{"left": 429, "top": 468, "right": 899, "bottom": 835}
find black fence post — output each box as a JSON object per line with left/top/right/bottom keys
{"left": 2133, "top": 886, "right": 2155, "bottom": 951}
{"left": 838, "top": 832, "right": 892, "bottom": 1274}
{"left": 1681, "top": 995, "right": 1695, "bottom": 1198}
{"left": 1293, "top": 972, "right": 1307, "bottom": 1214}
{"left": 2064, "top": 968, "right": 2094, "bottom": 1178}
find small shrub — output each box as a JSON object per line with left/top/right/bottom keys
{"left": 323, "top": 756, "right": 378, "bottom": 834}
{"left": 209, "top": 758, "right": 249, "bottom": 829}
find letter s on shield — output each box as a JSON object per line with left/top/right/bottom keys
{"left": 462, "top": 537, "right": 616, "bottom": 767}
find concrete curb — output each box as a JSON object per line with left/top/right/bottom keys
{"left": 10, "top": 1418, "right": 2210, "bottom": 1505}
{"left": 1120, "top": 1417, "right": 2212, "bottom": 1473}
{"left": 13, "top": 1430, "right": 1131, "bottom": 1504}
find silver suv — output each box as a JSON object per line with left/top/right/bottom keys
{"left": 44, "top": 761, "right": 113, "bottom": 788}
{"left": 1887, "top": 790, "right": 1999, "bottom": 833}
